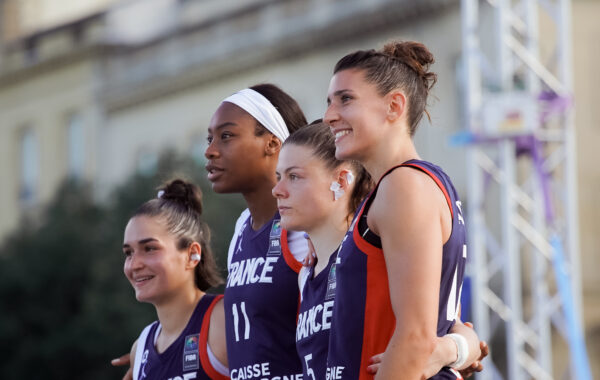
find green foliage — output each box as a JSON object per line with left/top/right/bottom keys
{"left": 0, "top": 152, "right": 244, "bottom": 379}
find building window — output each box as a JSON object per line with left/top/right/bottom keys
{"left": 67, "top": 113, "right": 85, "bottom": 179}
{"left": 20, "top": 128, "right": 38, "bottom": 205}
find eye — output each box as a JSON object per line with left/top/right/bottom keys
{"left": 289, "top": 173, "right": 299, "bottom": 181}
{"left": 341, "top": 94, "right": 353, "bottom": 103}
{"left": 275, "top": 173, "right": 281, "bottom": 181}
{"left": 221, "top": 132, "right": 233, "bottom": 140}
{"left": 123, "top": 249, "right": 132, "bottom": 258}
{"left": 144, "top": 245, "right": 158, "bottom": 253}
{"left": 206, "top": 135, "right": 213, "bottom": 144}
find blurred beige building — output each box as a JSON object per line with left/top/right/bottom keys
{"left": 0, "top": 0, "right": 598, "bottom": 376}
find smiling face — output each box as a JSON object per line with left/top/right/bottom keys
{"left": 324, "top": 69, "right": 390, "bottom": 162}
{"left": 272, "top": 144, "right": 339, "bottom": 233}
{"left": 204, "top": 102, "right": 275, "bottom": 194}
{"left": 123, "top": 216, "right": 192, "bottom": 305}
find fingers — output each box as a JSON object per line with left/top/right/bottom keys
{"left": 302, "top": 234, "right": 317, "bottom": 267}
{"left": 122, "top": 367, "right": 133, "bottom": 380}
{"left": 366, "top": 353, "right": 384, "bottom": 374}
{"left": 479, "top": 340, "right": 489, "bottom": 360}
{"left": 111, "top": 353, "right": 131, "bottom": 367}
{"left": 366, "top": 363, "right": 380, "bottom": 374}
{"left": 464, "top": 321, "right": 473, "bottom": 329}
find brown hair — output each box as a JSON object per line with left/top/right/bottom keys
{"left": 334, "top": 41, "right": 437, "bottom": 136}
{"left": 283, "top": 120, "right": 373, "bottom": 216}
{"left": 250, "top": 83, "right": 307, "bottom": 137}
{"left": 131, "top": 179, "right": 223, "bottom": 291}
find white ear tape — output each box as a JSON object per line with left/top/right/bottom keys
{"left": 330, "top": 181, "right": 345, "bottom": 201}
{"left": 346, "top": 171, "right": 355, "bottom": 185}
{"left": 191, "top": 253, "right": 201, "bottom": 261}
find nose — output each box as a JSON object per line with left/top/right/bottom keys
{"left": 125, "top": 251, "right": 144, "bottom": 275}
{"left": 324, "top": 103, "right": 339, "bottom": 126}
{"left": 204, "top": 139, "right": 220, "bottom": 160}
{"left": 272, "top": 179, "right": 288, "bottom": 199}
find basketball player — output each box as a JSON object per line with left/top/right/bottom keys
{"left": 205, "top": 84, "right": 309, "bottom": 379}
{"left": 275, "top": 122, "right": 482, "bottom": 379}
{"left": 324, "top": 41, "right": 477, "bottom": 379}
{"left": 123, "top": 179, "right": 228, "bottom": 380}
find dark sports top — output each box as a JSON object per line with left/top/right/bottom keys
{"left": 296, "top": 250, "right": 338, "bottom": 380}
{"left": 224, "top": 211, "right": 306, "bottom": 380}
{"left": 133, "top": 294, "right": 228, "bottom": 380}
{"left": 327, "top": 159, "right": 467, "bottom": 380}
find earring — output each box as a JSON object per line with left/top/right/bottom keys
{"left": 346, "top": 171, "right": 355, "bottom": 185}
{"left": 330, "top": 181, "right": 345, "bottom": 201}
{"left": 191, "top": 253, "right": 201, "bottom": 261}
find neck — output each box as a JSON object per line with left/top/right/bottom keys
{"left": 363, "top": 129, "right": 420, "bottom": 182}
{"left": 243, "top": 180, "right": 278, "bottom": 230}
{"left": 154, "top": 287, "right": 204, "bottom": 345}
{"left": 306, "top": 208, "right": 350, "bottom": 275}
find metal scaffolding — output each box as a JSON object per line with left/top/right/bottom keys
{"left": 460, "top": 0, "right": 592, "bottom": 379}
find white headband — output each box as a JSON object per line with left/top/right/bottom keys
{"left": 223, "top": 88, "right": 289, "bottom": 142}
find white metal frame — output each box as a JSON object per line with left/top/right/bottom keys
{"left": 460, "top": 0, "right": 591, "bottom": 379}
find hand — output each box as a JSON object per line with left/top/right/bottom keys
{"left": 458, "top": 322, "right": 489, "bottom": 378}
{"left": 366, "top": 353, "right": 384, "bottom": 375}
{"left": 111, "top": 353, "right": 133, "bottom": 380}
{"left": 302, "top": 233, "right": 317, "bottom": 267}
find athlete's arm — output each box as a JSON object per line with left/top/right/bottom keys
{"left": 369, "top": 168, "right": 447, "bottom": 379}
{"left": 367, "top": 320, "right": 483, "bottom": 377}
{"left": 208, "top": 297, "right": 228, "bottom": 366}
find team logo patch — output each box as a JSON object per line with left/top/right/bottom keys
{"left": 325, "top": 262, "right": 337, "bottom": 300}
{"left": 182, "top": 334, "right": 200, "bottom": 371}
{"left": 267, "top": 219, "right": 282, "bottom": 256}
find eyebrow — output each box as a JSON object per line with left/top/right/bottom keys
{"left": 280, "top": 166, "right": 303, "bottom": 174}
{"left": 208, "top": 122, "right": 237, "bottom": 133}
{"left": 123, "top": 237, "right": 158, "bottom": 248}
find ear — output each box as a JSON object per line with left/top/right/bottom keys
{"left": 264, "top": 134, "right": 282, "bottom": 156}
{"left": 186, "top": 242, "right": 202, "bottom": 270}
{"left": 386, "top": 90, "right": 406, "bottom": 122}
{"left": 335, "top": 168, "right": 355, "bottom": 192}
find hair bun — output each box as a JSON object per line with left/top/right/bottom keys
{"left": 159, "top": 179, "right": 203, "bottom": 215}
{"left": 382, "top": 41, "right": 437, "bottom": 90}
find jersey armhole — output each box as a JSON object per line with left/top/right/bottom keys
{"left": 199, "top": 295, "right": 229, "bottom": 380}
{"left": 281, "top": 229, "right": 303, "bottom": 273}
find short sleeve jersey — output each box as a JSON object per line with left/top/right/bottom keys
{"left": 224, "top": 210, "right": 308, "bottom": 379}
{"left": 327, "top": 160, "right": 467, "bottom": 380}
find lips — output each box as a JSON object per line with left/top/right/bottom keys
{"left": 278, "top": 206, "right": 291, "bottom": 214}
{"left": 205, "top": 163, "right": 224, "bottom": 181}
{"left": 133, "top": 275, "right": 154, "bottom": 286}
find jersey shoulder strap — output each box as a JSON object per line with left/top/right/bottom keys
{"left": 133, "top": 321, "right": 158, "bottom": 380}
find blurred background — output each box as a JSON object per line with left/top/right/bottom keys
{"left": 0, "top": 0, "right": 597, "bottom": 378}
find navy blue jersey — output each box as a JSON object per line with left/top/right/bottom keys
{"left": 296, "top": 250, "right": 337, "bottom": 380}
{"left": 224, "top": 211, "right": 305, "bottom": 380}
{"left": 327, "top": 159, "right": 467, "bottom": 380}
{"left": 133, "top": 294, "right": 228, "bottom": 380}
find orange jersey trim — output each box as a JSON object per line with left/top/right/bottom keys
{"left": 199, "top": 294, "right": 229, "bottom": 380}
{"left": 402, "top": 163, "right": 454, "bottom": 220}
{"left": 281, "top": 229, "right": 303, "bottom": 274}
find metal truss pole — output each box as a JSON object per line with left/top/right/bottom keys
{"left": 460, "top": 0, "right": 591, "bottom": 379}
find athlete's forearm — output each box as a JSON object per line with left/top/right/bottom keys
{"left": 374, "top": 328, "right": 436, "bottom": 380}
